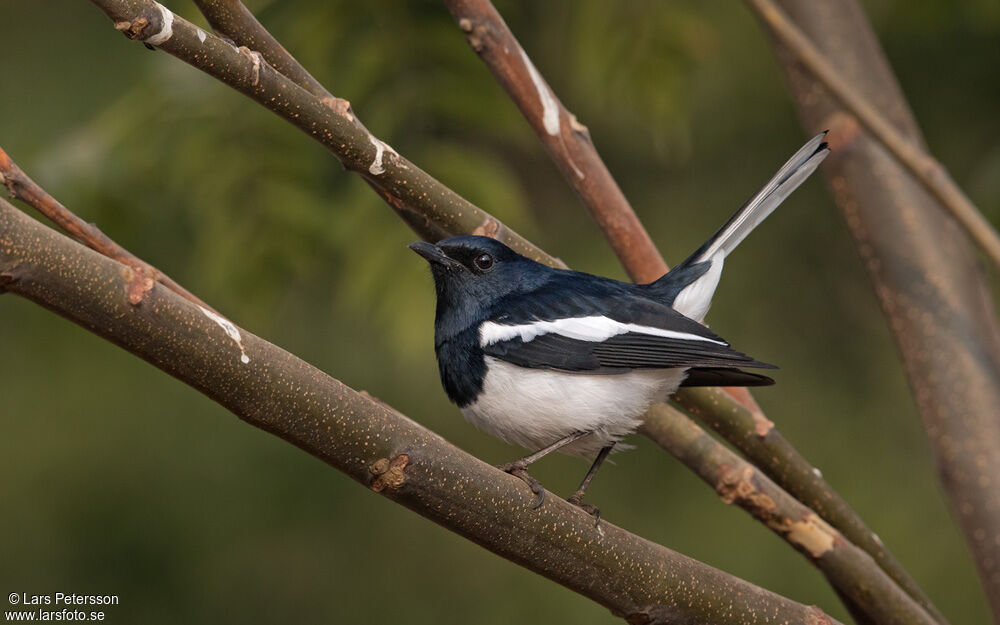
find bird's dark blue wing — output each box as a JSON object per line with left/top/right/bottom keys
{"left": 483, "top": 329, "right": 773, "bottom": 374}
{"left": 479, "top": 278, "right": 775, "bottom": 378}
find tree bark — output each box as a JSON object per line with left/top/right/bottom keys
{"left": 755, "top": 1, "right": 1000, "bottom": 619}
{"left": 192, "top": 0, "right": 339, "bottom": 105}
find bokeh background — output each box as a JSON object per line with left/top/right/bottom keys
{"left": 2, "top": 1, "right": 999, "bottom": 623}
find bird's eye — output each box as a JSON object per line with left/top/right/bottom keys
{"left": 474, "top": 253, "right": 494, "bottom": 271}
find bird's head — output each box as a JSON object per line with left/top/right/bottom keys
{"left": 409, "top": 235, "right": 536, "bottom": 328}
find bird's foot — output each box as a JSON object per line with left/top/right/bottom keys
{"left": 497, "top": 460, "right": 546, "bottom": 509}
{"left": 567, "top": 493, "right": 601, "bottom": 527}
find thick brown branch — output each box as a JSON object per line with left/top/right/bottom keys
{"left": 745, "top": 0, "right": 1000, "bottom": 270}
{"left": 0, "top": 146, "right": 210, "bottom": 310}
{"left": 90, "top": 0, "right": 558, "bottom": 266}
{"left": 0, "top": 198, "right": 839, "bottom": 625}
{"left": 641, "top": 404, "right": 936, "bottom": 625}
{"left": 442, "top": 0, "right": 666, "bottom": 283}
{"left": 755, "top": 0, "right": 1000, "bottom": 620}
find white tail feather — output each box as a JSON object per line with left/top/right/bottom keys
{"left": 672, "top": 253, "right": 724, "bottom": 321}
{"left": 672, "top": 133, "right": 829, "bottom": 321}
{"left": 698, "top": 132, "right": 829, "bottom": 263}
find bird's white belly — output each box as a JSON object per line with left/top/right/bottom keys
{"left": 461, "top": 357, "right": 686, "bottom": 457}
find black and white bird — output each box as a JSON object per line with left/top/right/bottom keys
{"left": 410, "top": 133, "right": 829, "bottom": 517}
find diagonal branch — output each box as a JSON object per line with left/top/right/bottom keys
{"left": 0, "top": 197, "right": 840, "bottom": 625}
{"left": 192, "top": 0, "right": 340, "bottom": 105}
{"left": 745, "top": 0, "right": 1000, "bottom": 270}
{"left": 0, "top": 146, "right": 211, "bottom": 311}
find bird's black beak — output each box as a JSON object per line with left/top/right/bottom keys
{"left": 408, "top": 241, "right": 462, "bottom": 268}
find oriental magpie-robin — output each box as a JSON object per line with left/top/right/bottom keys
{"left": 410, "top": 133, "right": 829, "bottom": 518}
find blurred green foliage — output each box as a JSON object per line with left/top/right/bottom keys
{"left": 1, "top": 1, "right": 998, "bottom": 623}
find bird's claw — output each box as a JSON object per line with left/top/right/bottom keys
{"left": 567, "top": 494, "right": 602, "bottom": 527}
{"left": 498, "top": 461, "right": 546, "bottom": 509}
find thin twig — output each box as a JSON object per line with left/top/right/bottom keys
{"left": 641, "top": 404, "right": 937, "bottom": 625}
{"left": 745, "top": 0, "right": 1000, "bottom": 270}
{"left": 0, "top": 146, "right": 211, "bottom": 310}
{"left": 0, "top": 198, "right": 842, "bottom": 625}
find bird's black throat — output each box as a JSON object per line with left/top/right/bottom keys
{"left": 435, "top": 325, "right": 486, "bottom": 407}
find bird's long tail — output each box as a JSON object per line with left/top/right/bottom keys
{"left": 650, "top": 132, "right": 830, "bottom": 321}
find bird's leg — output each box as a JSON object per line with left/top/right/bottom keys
{"left": 567, "top": 444, "right": 615, "bottom": 525}
{"left": 498, "top": 430, "right": 591, "bottom": 509}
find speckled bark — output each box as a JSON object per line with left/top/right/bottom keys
{"left": 642, "top": 405, "right": 935, "bottom": 625}
{"left": 0, "top": 199, "right": 839, "bottom": 625}
{"left": 192, "top": 0, "right": 337, "bottom": 104}
{"left": 757, "top": 0, "right": 1000, "bottom": 620}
